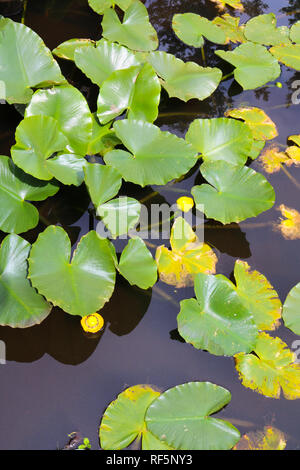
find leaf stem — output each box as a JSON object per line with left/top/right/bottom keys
{"left": 21, "top": 0, "right": 28, "bottom": 25}
{"left": 201, "top": 46, "right": 206, "bottom": 66}
{"left": 221, "top": 72, "right": 234, "bottom": 81}
{"left": 280, "top": 164, "right": 300, "bottom": 190}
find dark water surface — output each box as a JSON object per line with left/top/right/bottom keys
{"left": 0, "top": 0, "right": 300, "bottom": 450}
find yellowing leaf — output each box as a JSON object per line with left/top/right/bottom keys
{"left": 235, "top": 332, "right": 300, "bottom": 399}
{"left": 225, "top": 107, "right": 278, "bottom": 141}
{"left": 210, "top": 0, "right": 244, "bottom": 11}
{"left": 212, "top": 14, "right": 246, "bottom": 44}
{"left": 259, "top": 147, "right": 291, "bottom": 174}
{"left": 275, "top": 204, "right": 300, "bottom": 240}
{"left": 233, "top": 426, "right": 286, "bottom": 450}
{"left": 156, "top": 217, "right": 217, "bottom": 288}
{"left": 286, "top": 135, "right": 300, "bottom": 163}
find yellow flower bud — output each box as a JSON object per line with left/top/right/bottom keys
{"left": 81, "top": 313, "right": 104, "bottom": 333}
{"left": 176, "top": 196, "right": 194, "bottom": 213}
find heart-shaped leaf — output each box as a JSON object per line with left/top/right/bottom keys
{"left": 215, "top": 43, "right": 281, "bottom": 90}
{"left": 0, "top": 155, "right": 59, "bottom": 234}
{"left": 52, "top": 39, "right": 95, "bottom": 61}
{"left": 244, "top": 13, "right": 291, "bottom": 46}
{"left": 212, "top": 14, "right": 245, "bottom": 44}
{"left": 28, "top": 226, "right": 116, "bottom": 316}
{"left": 148, "top": 51, "right": 222, "bottom": 102}
{"left": 177, "top": 272, "right": 258, "bottom": 356}
{"left": 46, "top": 154, "right": 87, "bottom": 186}
{"left": 101, "top": 0, "right": 158, "bottom": 51}
{"left": 97, "top": 196, "right": 141, "bottom": 238}
{"left": 145, "top": 382, "right": 240, "bottom": 450}
{"left": 172, "top": 13, "right": 227, "bottom": 48}
{"left": 270, "top": 44, "right": 300, "bottom": 71}
{"left": 104, "top": 120, "right": 198, "bottom": 187}
{"left": 225, "top": 107, "right": 278, "bottom": 141}
{"left": 282, "top": 282, "right": 300, "bottom": 335}
{"left": 0, "top": 17, "right": 65, "bottom": 104}
{"left": 0, "top": 234, "right": 52, "bottom": 327}
{"left": 118, "top": 237, "right": 157, "bottom": 289}
{"left": 84, "top": 163, "right": 122, "bottom": 207}
{"left": 186, "top": 118, "right": 253, "bottom": 166}
{"left": 192, "top": 161, "right": 275, "bottom": 224}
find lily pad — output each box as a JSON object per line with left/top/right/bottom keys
{"left": 118, "top": 237, "right": 157, "bottom": 289}
{"left": 244, "top": 14, "right": 291, "bottom": 46}
{"left": 186, "top": 118, "right": 253, "bottom": 166}
{"left": 84, "top": 163, "right": 122, "bottom": 208}
{"left": 52, "top": 38, "right": 95, "bottom": 61}
{"left": 192, "top": 161, "right": 275, "bottom": 224}
{"left": 259, "top": 147, "right": 291, "bottom": 173}
{"left": 290, "top": 21, "right": 300, "bottom": 43}
{"left": 286, "top": 135, "right": 300, "bottom": 162}
{"left": 234, "top": 426, "right": 286, "bottom": 450}
{"left": 148, "top": 51, "right": 222, "bottom": 102}
{"left": 211, "top": 0, "right": 244, "bottom": 10}
{"left": 270, "top": 44, "right": 300, "bottom": 71}
{"left": 282, "top": 282, "right": 300, "bottom": 335}
{"left": 88, "top": 0, "right": 134, "bottom": 15}
{"left": 104, "top": 120, "right": 198, "bottom": 187}
{"left": 225, "top": 107, "right": 278, "bottom": 141}
{"left": 0, "top": 155, "right": 59, "bottom": 234}
{"left": 0, "top": 234, "right": 52, "bottom": 327}
{"left": 172, "top": 13, "right": 226, "bottom": 48}
{"left": 212, "top": 14, "right": 245, "bottom": 44}
{"left": 46, "top": 154, "right": 87, "bottom": 186}
{"left": 28, "top": 226, "right": 116, "bottom": 316}
{"left": 0, "top": 17, "right": 65, "bottom": 104}
{"left": 145, "top": 382, "right": 241, "bottom": 450}
{"left": 156, "top": 217, "right": 217, "bottom": 288}
{"left": 97, "top": 196, "right": 141, "bottom": 238}
{"left": 215, "top": 43, "right": 281, "bottom": 90}
{"left": 235, "top": 332, "right": 300, "bottom": 399}
{"left": 177, "top": 272, "right": 258, "bottom": 356}
{"left": 101, "top": 0, "right": 158, "bottom": 51}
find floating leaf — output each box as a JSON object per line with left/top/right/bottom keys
{"left": 97, "top": 196, "right": 141, "bottom": 238}
{"left": 270, "top": 44, "right": 300, "bottom": 71}
{"left": 104, "top": 120, "right": 197, "bottom": 187}
{"left": 192, "top": 161, "right": 275, "bottom": 224}
{"left": 0, "top": 155, "right": 59, "bottom": 234}
{"left": 249, "top": 140, "right": 266, "bottom": 160}
{"left": 52, "top": 39, "right": 95, "bottom": 61}
{"left": 225, "top": 107, "right": 278, "bottom": 141}
{"left": 172, "top": 13, "right": 226, "bottom": 48}
{"left": 25, "top": 85, "right": 93, "bottom": 156}
{"left": 234, "top": 426, "right": 286, "bottom": 450}
{"left": 46, "top": 154, "right": 87, "bottom": 186}
{"left": 97, "top": 63, "right": 160, "bottom": 124}
{"left": 215, "top": 43, "right": 281, "bottom": 90}
{"left": 145, "top": 382, "right": 241, "bottom": 450}
{"left": 283, "top": 283, "right": 300, "bottom": 335}
{"left": 84, "top": 163, "right": 122, "bottom": 208}
{"left": 275, "top": 204, "right": 300, "bottom": 240}
{"left": 234, "top": 260, "right": 282, "bottom": 331}
{"left": 259, "top": 147, "right": 291, "bottom": 174}
{"left": 141, "top": 431, "right": 173, "bottom": 450}
{"left": 212, "top": 14, "right": 245, "bottom": 44}
{"left": 211, "top": 0, "right": 244, "bottom": 10}
{"left": 87, "top": 116, "right": 119, "bottom": 156}
{"left": 286, "top": 135, "right": 300, "bottom": 163}
{"left": 88, "top": 0, "right": 134, "bottom": 15}
{"left": 28, "top": 226, "right": 116, "bottom": 316}
{"left": 74, "top": 39, "right": 140, "bottom": 87}
{"left": 11, "top": 115, "right": 68, "bottom": 180}
{"left": 118, "top": 237, "right": 157, "bottom": 289}
{"left": 148, "top": 51, "right": 222, "bottom": 102}
{"left": 177, "top": 273, "right": 258, "bottom": 356}
{"left": 0, "top": 234, "right": 52, "bottom": 327}
{"left": 244, "top": 14, "right": 291, "bottom": 46}
{"left": 101, "top": 0, "right": 158, "bottom": 52}
{"left": 99, "top": 384, "right": 161, "bottom": 450}
{"left": 0, "top": 17, "right": 65, "bottom": 104}
{"left": 156, "top": 217, "right": 217, "bottom": 288}
{"left": 235, "top": 332, "right": 300, "bottom": 399}
{"left": 290, "top": 21, "right": 300, "bottom": 44}
{"left": 186, "top": 118, "right": 253, "bottom": 166}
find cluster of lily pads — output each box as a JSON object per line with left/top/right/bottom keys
{"left": 1, "top": 0, "right": 300, "bottom": 450}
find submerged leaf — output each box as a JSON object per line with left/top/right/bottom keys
{"left": 225, "top": 107, "right": 278, "bottom": 141}
{"left": 283, "top": 282, "right": 300, "bottom": 335}
{"left": 118, "top": 237, "right": 157, "bottom": 289}
{"left": 244, "top": 14, "right": 291, "bottom": 46}
{"left": 233, "top": 426, "right": 286, "bottom": 450}
{"left": 270, "top": 44, "right": 300, "bottom": 71}
{"left": 172, "top": 13, "right": 227, "bottom": 48}
{"left": 156, "top": 217, "right": 217, "bottom": 288}
{"left": 0, "top": 234, "right": 52, "bottom": 327}
{"left": 235, "top": 332, "right": 300, "bottom": 399}
{"left": 259, "top": 147, "right": 291, "bottom": 174}
{"left": 275, "top": 204, "right": 300, "bottom": 240}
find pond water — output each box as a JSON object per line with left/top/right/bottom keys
{"left": 0, "top": 0, "right": 300, "bottom": 450}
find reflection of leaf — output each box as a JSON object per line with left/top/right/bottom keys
{"left": 172, "top": 13, "right": 226, "bottom": 48}
{"left": 28, "top": 226, "right": 116, "bottom": 316}
{"left": 0, "top": 234, "right": 52, "bottom": 328}
{"left": 192, "top": 161, "right": 275, "bottom": 224}
{"left": 234, "top": 260, "right": 282, "bottom": 331}
{"left": 52, "top": 39, "right": 95, "bottom": 61}
{"left": 186, "top": 118, "right": 253, "bottom": 166}
{"left": 283, "top": 282, "right": 300, "bottom": 335}
{"left": 233, "top": 426, "right": 286, "bottom": 450}
{"left": 177, "top": 272, "right": 258, "bottom": 356}
{"left": 244, "top": 14, "right": 291, "bottom": 46}
{"left": 259, "top": 147, "right": 291, "bottom": 174}
{"left": 275, "top": 204, "right": 300, "bottom": 240}
{"left": 148, "top": 51, "right": 222, "bottom": 102}
{"left": 235, "top": 332, "right": 300, "bottom": 399}
{"left": 156, "top": 217, "right": 217, "bottom": 288}
{"left": 212, "top": 14, "right": 246, "bottom": 44}
{"left": 270, "top": 44, "right": 300, "bottom": 71}
{"left": 145, "top": 382, "right": 241, "bottom": 450}
{"left": 225, "top": 107, "right": 278, "bottom": 141}
{"left": 215, "top": 43, "right": 281, "bottom": 90}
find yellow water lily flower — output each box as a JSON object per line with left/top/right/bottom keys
{"left": 276, "top": 204, "right": 300, "bottom": 240}
{"left": 176, "top": 196, "right": 194, "bottom": 213}
{"left": 81, "top": 313, "right": 104, "bottom": 333}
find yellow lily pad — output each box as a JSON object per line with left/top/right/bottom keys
{"left": 212, "top": 14, "right": 246, "bottom": 44}
{"left": 233, "top": 426, "right": 286, "bottom": 450}
{"left": 286, "top": 135, "right": 300, "bottom": 163}
{"left": 259, "top": 147, "right": 291, "bottom": 174}
{"left": 211, "top": 0, "right": 244, "bottom": 11}
{"left": 225, "top": 107, "right": 278, "bottom": 141}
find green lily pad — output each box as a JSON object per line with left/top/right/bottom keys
{"left": 101, "top": 0, "right": 158, "bottom": 51}
{"left": 244, "top": 13, "right": 291, "bottom": 46}
{"left": 74, "top": 39, "right": 140, "bottom": 87}
{"left": 84, "top": 163, "right": 122, "bottom": 207}
{"left": 11, "top": 115, "right": 69, "bottom": 181}
{"left": 25, "top": 85, "right": 93, "bottom": 156}
{"left": 186, "top": 118, "right": 253, "bottom": 166}
{"left": 172, "top": 13, "right": 227, "bottom": 48}
{"left": 0, "top": 155, "right": 59, "bottom": 234}
{"left": 87, "top": 116, "right": 120, "bottom": 156}
{"left": 88, "top": 0, "right": 134, "bottom": 14}
{"left": 212, "top": 14, "right": 245, "bottom": 44}
{"left": 177, "top": 273, "right": 258, "bottom": 356}
{"left": 98, "top": 196, "right": 141, "bottom": 238}
{"left": 52, "top": 39, "right": 95, "bottom": 61}
{"left": 270, "top": 44, "right": 300, "bottom": 71}
{"left": 148, "top": 51, "right": 222, "bottom": 102}
{"left": 118, "top": 237, "right": 157, "bottom": 289}
{"left": 0, "top": 234, "right": 52, "bottom": 328}
{"left": 28, "top": 226, "right": 116, "bottom": 316}
{"left": 97, "top": 63, "right": 160, "bottom": 124}
{"left": 0, "top": 17, "right": 65, "bottom": 104}
{"left": 104, "top": 120, "right": 197, "bottom": 187}
{"left": 248, "top": 140, "right": 266, "bottom": 160}
{"left": 145, "top": 382, "right": 240, "bottom": 450}
{"left": 46, "top": 154, "right": 87, "bottom": 186}
{"left": 282, "top": 282, "right": 300, "bottom": 335}
{"left": 215, "top": 43, "right": 281, "bottom": 90}
{"left": 192, "top": 161, "right": 275, "bottom": 224}
{"left": 290, "top": 21, "right": 300, "bottom": 43}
